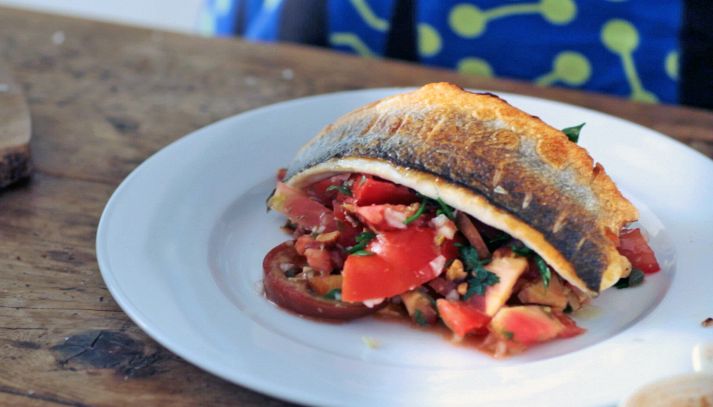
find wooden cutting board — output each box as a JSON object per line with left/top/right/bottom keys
{"left": 0, "top": 63, "right": 31, "bottom": 189}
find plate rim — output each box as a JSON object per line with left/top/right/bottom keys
{"left": 96, "top": 87, "right": 713, "bottom": 406}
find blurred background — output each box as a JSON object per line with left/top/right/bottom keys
{"left": 0, "top": 0, "right": 709, "bottom": 110}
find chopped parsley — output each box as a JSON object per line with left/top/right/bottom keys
{"left": 502, "top": 330, "right": 514, "bottom": 340}
{"left": 534, "top": 255, "right": 551, "bottom": 289}
{"left": 347, "top": 231, "right": 376, "bottom": 254}
{"left": 413, "top": 310, "right": 428, "bottom": 326}
{"left": 510, "top": 244, "right": 533, "bottom": 257}
{"left": 511, "top": 243, "right": 551, "bottom": 288}
{"left": 326, "top": 183, "right": 352, "bottom": 196}
{"left": 563, "top": 304, "right": 573, "bottom": 314}
{"left": 562, "top": 123, "right": 585, "bottom": 143}
{"left": 614, "top": 268, "right": 645, "bottom": 289}
{"left": 323, "top": 289, "right": 342, "bottom": 300}
{"left": 404, "top": 197, "right": 427, "bottom": 225}
{"left": 458, "top": 244, "right": 499, "bottom": 299}
{"left": 404, "top": 195, "right": 456, "bottom": 223}
{"left": 486, "top": 232, "right": 511, "bottom": 249}
{"left": 435, "top": 197, "right": 455, "bottom": 221}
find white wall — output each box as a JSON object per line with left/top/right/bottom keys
{"left": 0, "top": 0, "right": 206, "bottom": 33}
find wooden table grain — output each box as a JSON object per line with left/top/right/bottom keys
{"left": 0, "top": 6, "right": 711, "bottom": 406}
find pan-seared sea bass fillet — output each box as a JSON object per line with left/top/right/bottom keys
{"left": 283, "top": 83, "right": 638, "bottom": 294}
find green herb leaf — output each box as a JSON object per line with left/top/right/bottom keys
{"left": 534, "top": 255, "right": 551, "bottom": 289}
{"left": 563, "top": 304, "right": 573, "bottom": 314}
{"left": 347, "top": 231, "right": 376, "bottom": 254}
{"left": 326, "top": 184, "right": 352, "bottom": 196}
{"left": 413, "top": 310, "right": 428, "bottom": 326}
{"left": 614, "top": 268, "right": 645, "bottom": 289}
{"left": 511, "top": 244, "right": 534, "bottom": 257}
{"left": 323, "top": 289, "right": 342, "bottom": 300}
{"left": 502, "top": 330, "right": 514, "bottom": 340}
{"left": 404, "top": 198, "right": 427, "bottom": 225}
{"left": 486, "top": 233, "right": 511, "bottom": 249}
{"left": 350, "top": 249, "right": 374, "bottom": 256}
{"left": 435, "top": 197, "right": 455, "bottom": 220}
{"left": 562, "top": 123, "right": 585, "bottom": 143}
{"left": 459, "top": 245, "right": 499, "bottom": 299}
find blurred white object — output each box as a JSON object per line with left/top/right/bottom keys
{"left": 0, "top": 0, "right": 205, "bottom": 33}
{"left": 620, "top": 343, "right": 713, "bottom": 407}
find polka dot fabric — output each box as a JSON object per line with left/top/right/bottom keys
{"left": 417, "top": 0, "right": 680, "bottom": 103}
{"left": 200, "top": 0, "right": 681, "bottom": 103}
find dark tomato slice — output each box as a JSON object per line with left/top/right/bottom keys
{"left": 263, "top": 241, "right": 380, "bottom": 320}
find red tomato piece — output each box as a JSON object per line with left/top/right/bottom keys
{"left": 489, "top": 306, "right": 567, "bottom": 345}
{"left": 332, "top": 201, "right": 361, "bottom": 247}
{"left": 436, "top": 299, "right": 491, "bottom": 337}
{"left": 354, "top": 204, "right": 415, "bottom": 232}
{"left": 553, "top": 312, "right": 586, "bottom": 339}
{"left": 618, "top": 228, "right": 661, "bottom": 274}
{"left": 342, "top": 227, "right": 451, "bottom": 302}
{"left": 269, "top": 182, "right": 338, "bottom": 233}
{"left": 304, "top": 248, "right": 333, "bottom": 276}
{"left": 305, "top": 174, "right": 351, "bottom": 206}
{"left": 351, "top": 174, "right": 418, "bottom": 205}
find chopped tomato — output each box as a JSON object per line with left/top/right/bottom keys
{"left": 618, "top": 228, "right": 661, "bottom": 274}
{"left": 342, "top": 227, "right": 453, "bottom": 302}
{"left": 332, "top": 201, "right": 362, "bottom": 247}
{"left": 553, "top": 312, "right": 586, "bottom": 338}
{"left": 428, "top": 277, "right": 456, "bottom": 297}
{"left": 295, "top": 235, "right": 319, "bottom": 255}
{"left": 350, "top": 174, "right": 418, "bottom": 205}
{"left": 269, "top": 182, "right": 338, "bottom": 233}
{"left": 489, "top": 306, "right": 578, "bottom": 345}
{"left": 436, "top": 299, "right": 491, "bottom": 337}
{"left": 354, "top": 204, "right": 416, "bottom": 231}
{"left": 305, "top": 174, "right": 351, "bottom": 205}
{"left": 304, "top": 248, "right": 333, "bottom": 276}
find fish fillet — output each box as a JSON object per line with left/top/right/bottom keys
{"left": 284, "top": 83, "right": 638, "bottom": 294}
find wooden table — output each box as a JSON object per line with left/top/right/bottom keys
{"left": 0, "top": 6, "right": 711, "bottom": 406}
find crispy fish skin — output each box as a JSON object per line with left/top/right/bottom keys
{"left": 284, "top": 83, "right": 638, "bottom": 294}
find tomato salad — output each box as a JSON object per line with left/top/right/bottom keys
{"left": 265, "top": 172, "right": 660, "bottom": 357}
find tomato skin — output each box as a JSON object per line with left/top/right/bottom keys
{"left": 618, "top": 228, "right": 661, "bottom": 274}
{"left": 489, "top": 306, "right": 581, "bottom": 345}
{"left": 263, "top": 242, "right": 381, "bottom": 320}
{"left": 436, "top": 299, "right": 491, "bottom": 337}
{"left": 305, "top": 174, "right": 351, "bottom": 205}
{"left": 342, "top": 227, "right": 453, "bottom": 302}
{"left": 351, "top": 175, "right": 418, "bottom": 205}
{"left": 553, "top": 312, "right": 586, "bottom": 338}
{"left": 270, "top": 182, "right": 338, "bottom": 233}
{"left": 354, "top": 204, "right": 415, "bottom": 231}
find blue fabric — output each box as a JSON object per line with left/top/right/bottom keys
{"left": 328, "top": 0, "right": 398, "bottom": 57}
{"left": 199, "top": 0, "right": 681, "bottom": 104}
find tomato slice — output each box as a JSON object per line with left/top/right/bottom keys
{"left": 342, "top": 227, "right": 452, "bottom": 302}
{"left": 351, "top": 175, "right": 418, "bottom": 205}
{"left": 436, "top": 299, "right": 491, "bottom": 337}
{"left": 269, "top": 182, "right": 338, "bottom": 233}
{"left": 618, "top": 228, "right": 661, "bottom": 274}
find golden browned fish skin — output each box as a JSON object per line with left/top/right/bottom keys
{"left": 285, "top": 83, "right": 638, "bottom": 293}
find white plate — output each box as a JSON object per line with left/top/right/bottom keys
{"left": 96, "top": 88, "right": 713, "bottom": 407}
